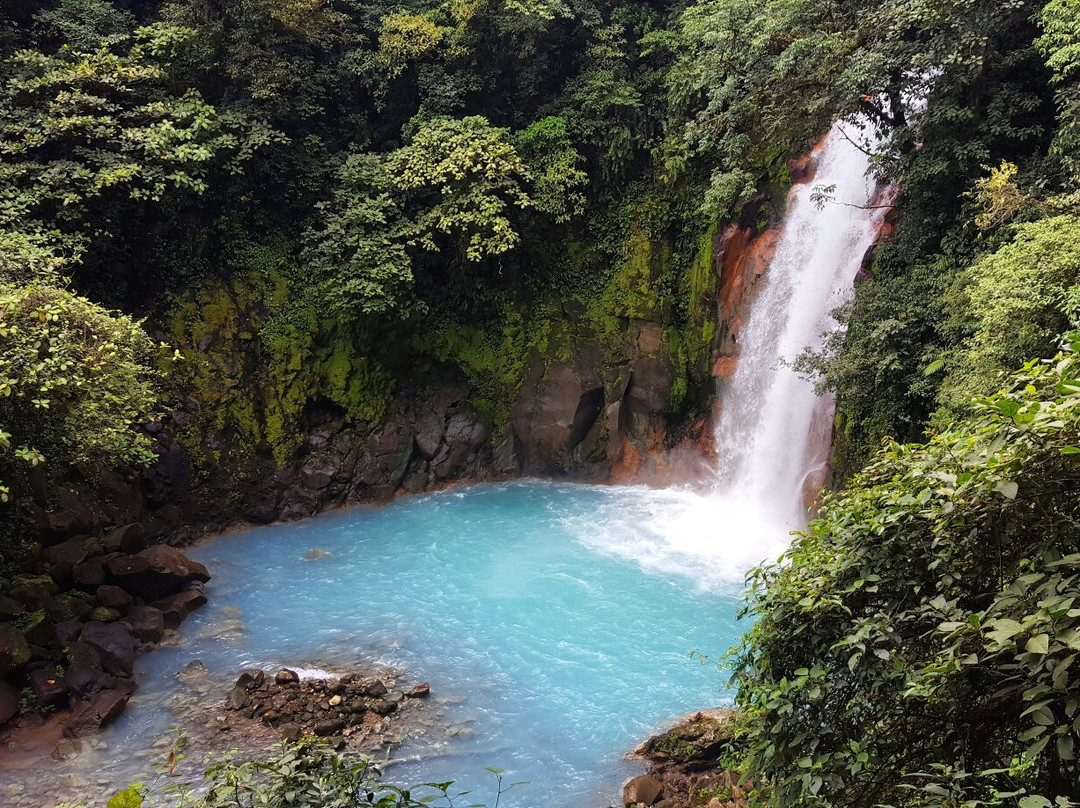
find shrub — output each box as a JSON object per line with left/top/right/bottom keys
{"left": 734, "top": 336, "right": 1080, "bottom": 807}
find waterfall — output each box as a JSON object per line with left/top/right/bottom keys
{"left": 564, "top": 121, "right": 894, "bottom": 590}
{"left": 712, "top": 121, "right": 891, "bottom": 528}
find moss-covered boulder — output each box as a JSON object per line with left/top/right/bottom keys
{"left": 0, "top": 622, "right": 31, "bottom": 675}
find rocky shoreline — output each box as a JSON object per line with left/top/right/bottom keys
{"left": 621, "top": 711, "right": 747, "bottom": 808}
{"left": 218, "top": 665, "right": 432, "bottom": 748}
{"left": 0, "top": 521, "right": 211, "bottom": 755}
{"left": 1, "top": 657, "right": 455, "bottom": 807}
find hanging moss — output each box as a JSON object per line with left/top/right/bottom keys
{"left": 166, "top": 263, "right": 396, "bottom": 471}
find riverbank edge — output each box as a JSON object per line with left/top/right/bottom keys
{"left": 622, "top": 710, "right": 748, "bottom": 808}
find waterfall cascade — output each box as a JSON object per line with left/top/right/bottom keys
{"left": 711, "top": 121, "right": 892, "bottom": 529}
{"left": 572, "top": 121, "right": 895, "bottom": 589}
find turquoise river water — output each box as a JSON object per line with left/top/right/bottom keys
{"left": 68, "top": 480, "right": 791, "bottom": 806}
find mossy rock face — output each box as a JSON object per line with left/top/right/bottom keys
{"left": 0, "top": 622, "right": 31, "bottom": 676}
{"left": 8, "top": 575, "right": 58, "bottom": 612}
{"left": 88, "top": 607, "right": 122, "bottom": 623}
{"left": 167, "top": 270, "right": 396, "bottom": 471}
{"left": 15, "top": 609, "right": 53, "bottom": 646}
{"left": 51, "top": 592, "right": 94, "bottom": 623}
{"left": 642, "top": 712, "right": 734, "bottom": 764}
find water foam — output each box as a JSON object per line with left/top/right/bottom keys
{"left": 565, "top": 486, "right": 794, "bottom": 591}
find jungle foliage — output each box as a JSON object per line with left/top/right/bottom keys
{"left": 60, "top": 739, "right": 518, "bottom": 807}
{"left": 4, "top": 0, "right": 1080, "bottom": 806}
{"left": 733, "top": 340, "right": 1080, "bottom": 808}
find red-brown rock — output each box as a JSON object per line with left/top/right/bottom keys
{"left": 152, "top": 589, "right": 208, "bottom": 629}
{"left": 108, "top": 545, "right": 210, "bottom": 600}
{"left": 79, "top": 621, "right": 136, "bottom": 677}
{"left": 624, "top": 774, "right": 664, "bottom": 806}
{"left": 126, "top": 605, "right": 165, "bottom": 643}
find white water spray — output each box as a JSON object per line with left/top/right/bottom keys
{"left": 712, "top": 121, "right": 889, "bottom": 528}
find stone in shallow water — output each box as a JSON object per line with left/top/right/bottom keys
{"left": 224, "top": 685, "right": 249, "bottom": 711}
{"left": 304, "top": 548, "right": 331, "bottom": 560}
{"left": 369, "top": 699, "right": 396, "bottom": 716}
{"left": 51, "top": 739, "right": 83, "bottom": 762}
{"left": 196, "top": 618, "right": 246, "bottom": 641}
{"left": 176, "top": 659, "right": 209, "bottom": 683}
{"left": 153, "top": 589, "right": 208, "bottom": 629}
{"left": 235, "top": 668, "right": 265, "bottom": 690}
{"left": 359, "top": 678, "right": 387, "bottom": 698}
{"left": 275, "top": 668, "right": 299, "bottom": 685}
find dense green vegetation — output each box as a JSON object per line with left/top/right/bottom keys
{"left": 734, "top": 344, "right": 1080, "bottom": 806}
{"left": 61, "top": 740, "right": 513, "bottom": 807}
{"left": 3, "top": 0, "right": 1077, "bottom": 493}
{"left": 3, "top": 0, "right": 1080, "bottom": 805}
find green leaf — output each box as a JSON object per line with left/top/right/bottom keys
{"left": 1019, "top": 726, "right": 1047, "bottom": 741}
{"left": 106, "top": 786, "right": 143, "bottom": 808}
{"left": 1057, "top": 735, "right": 1075, "bottom": 761}
{"left": 1026, "top": 634, "right": 1050, "bottom": 655}
{"left": 1019, "top": 796, "right": 1052, "bottom": 808}
{"left": 994, "top": 480, "right": 1019, "bottom": 500}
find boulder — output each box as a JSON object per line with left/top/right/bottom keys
{"left": 313, "top": 718, "right": 345, "bottom": 737}
{"left": 29, "top": 667, "right": 67, "bottom": 708}
{"left": 79, "top": 621, "right": 136, "bottom": 677}
{"left": 64, "top": 641, "right": 107, "bottom": 698}
{"left": 300, "top": 461, "right": 337, "bottom": 491}
{"left": 8, "top": 575, "right": 58, "bottom": 611}
{"left": 20, "top": 609, "right": 54, "bottom": 646}
{"left": 406, "top": 683, "right": 431, "bottom": 698}
{"left": 176, "top": 659, "right": 209, "bottom": 682}
{"left": 43, "top": 537, "right": 92, "bottom": 586}
{"left": 52, "top": 592, "right": 94, "bottom": 622}
{"left": 102, "top": 524, "right": 147, "bottom": 555}
{"left": 0, "top": 679, "right": 19, "bottom": 724}
{"left": 73, "top": 557, "right": 109, "bottom": 589}
{"left": 95, "top": 585, "right": 134, "bottom": 610}
{"left": 281, "top": 723, "right": 302, "bottom": 742}
{"left": 235, "top": 668, "right": 266, "bottom": 690}
{"left": 54, "top": 620, "right": 83, "bottom": 646}
{"left": 275, "top": 668, "right": 300, "bottom": 686}
{"left": 414, "top": 412, "right": 446, "bottom": 460}
{"left": 369, "top": 699, "right": 397, "bottom": 716}
{"left": 108, "top": 545, "right": 210, "bottom": 600}
{"left": 359, "top": 678, "right": 387, "bottom": 697}
{"left": 127, "top": 605, "right": 165, "bottom": 644}
{"left": 624, "top": 775, "right": 664, "bottom": 807}
{"left": 0, "top": 595, "right": 24, "bottom": 620}
{"left": 152, "top": 589, "right": 208, "bottom": 629}
{"left": 224, "top": 685, "right": 250, "bottom": 711}
{"left": 51, "top": 738, "right": 83, "bottom": 761}
{"left": 446, "top": 412, "right": 488, "bottom": 450}
{"left": 66, "top": 680, "right": 136, "bottom": 735}
{"left": 0, "top": 623, "right": 31, "bottom": 675}
{"left": 44, "top": 489, "right": 97, "bottom": 542}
